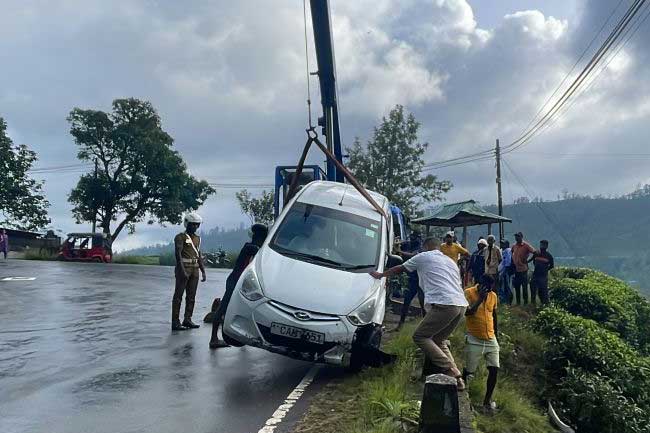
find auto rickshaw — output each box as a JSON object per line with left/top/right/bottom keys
{"left": 58, "top": 233, "right": 113, "bottom": 263}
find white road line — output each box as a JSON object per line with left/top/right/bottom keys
{"left": 257, "top": 365, "right": 320, "bottom": 433}
{"left": 1, "top": 277, "right": 36, "bottom": 281}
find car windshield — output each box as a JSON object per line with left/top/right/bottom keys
{"left": 270, "top": 202, "right": 381, "bottom": 272}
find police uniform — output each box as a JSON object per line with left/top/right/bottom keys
{"left": 172, "top": 232, "right": 201, "bottom": 325}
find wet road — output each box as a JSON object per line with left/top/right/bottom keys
{"left": 0, "top": 260, "right": 318, "bottom": 433}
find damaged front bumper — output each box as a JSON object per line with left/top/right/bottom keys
{"left": 223, "top": 293, "right": 357, "bottom": 366}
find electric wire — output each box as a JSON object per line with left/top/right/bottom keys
{"left": 502, "top": 0, "right": 647, "bottom": 154}
{"left": 518, "top": 0, "right": 626, "bottom": 134}
{"left": 532, "top": 1, "right": 650, "bottom": 136}
{"left": 422, "top": 0, "right": 633, "bottom": 170}
{"left": 502, "top": 157, "right": 578, "bottom": 255}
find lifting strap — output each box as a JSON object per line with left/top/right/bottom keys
{"left": 286, "top": 129, "right": 388, "bottom": 219}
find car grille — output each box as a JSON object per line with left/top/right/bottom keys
{"left": 267, "top": 300, "right": 341, "bottom": 322}
{"left": 257, "top": 324, "right": 336, "bottom": 354}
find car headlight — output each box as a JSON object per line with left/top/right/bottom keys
{"left": 240, "top": 269, "right": 264, "bottom": 301}
{"left": 347, "top": 297, "right": 376, "bottom": 326}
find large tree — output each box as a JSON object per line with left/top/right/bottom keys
{"left": 346, "top": 105, "right": 451, "bottom": 216}
{"left": 0, "top": 117, "right": 50, "bottom": 230}
{"left": 236, "top": 189, "right": 274, "bottom": 226}
{"left": 67, "top": 98, "right": 215, "bottom": 242}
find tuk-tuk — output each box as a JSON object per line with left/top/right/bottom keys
{"left": 59, "top": 233, "right": 113, "bottom": 263}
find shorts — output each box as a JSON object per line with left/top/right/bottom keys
{"left": 464, "top": 334, "right": 500, "bottom": 373}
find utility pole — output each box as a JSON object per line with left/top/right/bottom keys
{"left": 92, "top": 158, "right": 98, "bottom": 234}
{"left": 495, "top": 139, "right": 504, "bottom": 242}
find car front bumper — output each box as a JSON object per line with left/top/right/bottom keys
{"left": 223, "top": 292, "right": 357, "bottom": 366}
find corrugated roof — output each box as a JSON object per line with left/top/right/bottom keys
{"left": 412, "top": 200, "right": 512, "bottom": 227}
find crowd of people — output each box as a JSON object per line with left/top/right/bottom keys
{"left": 169, "top": 210, "right": 553, "bottom": 413}
{"left": 376, "top": 229, "right": 554, "bottom": 413}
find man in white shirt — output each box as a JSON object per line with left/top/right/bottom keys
{"left": 371, "top": 237, "right": 468, "bottom": 389}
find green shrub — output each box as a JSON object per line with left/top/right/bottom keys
{"left": 23, "top": 249, "right": 57, "bottom": 260}
{"left": 158, "top": 252, "right": 176, "bottom": 266}
{"left": 112, "top": 255, "right": 159, "bottom": 265}
{"left": 554, "top": 367, "right": 650, "bottom": 433}
{"left": 534, "top": 307, "right": 650, "bottom": 409}
{"left": 550, "top": 267, "right": 650, "bottom": 353}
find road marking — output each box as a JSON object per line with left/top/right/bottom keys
{"left": 1, "top": 277, "right": 36, "bottom": 281}
{"left": 257, "top": 365, "right": 320, "bottom": 433}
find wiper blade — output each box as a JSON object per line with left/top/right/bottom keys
{"left": 278, "top": 249, "right": 345, "bottom": 267}
{"left": 343, "top": 264, "right": 377, "bottom": 270}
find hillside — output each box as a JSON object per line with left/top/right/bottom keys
{"left": 127, "top": 226, "right": 250, "bottom": 256}
{"left": 463, "top": 193, "right": 650, "bottom": 295}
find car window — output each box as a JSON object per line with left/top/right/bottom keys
{"left": 270, "top": 202, "right": 381, "bottom": 271}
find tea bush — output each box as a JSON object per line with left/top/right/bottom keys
{"left": 554, "top": 367, "right": 650, "bottom": 433}
{"left": 550, "top": 267, "right": 650, "bottom": 353}
{"left": 534, "top": 307, "right": 650, "bottom": 404}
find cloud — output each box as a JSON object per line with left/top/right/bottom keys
{"left": 0, "top": 0, "right": 648, "bottom": 250}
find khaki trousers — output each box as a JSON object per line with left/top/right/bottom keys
{"left": 412, "top": 304, "right": 466, "bottom": 371}
{"left": 172, "top": 266, "right": 200, "bottom": 323}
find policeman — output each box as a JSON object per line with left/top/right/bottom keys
{"left": 209, "top": 223, "right": 268, "bottom": 348}
{"left": 171, "top": 212, "right": 207, "bottom": 331}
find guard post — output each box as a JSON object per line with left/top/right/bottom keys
{"left": 419, "top": 374, "right": 461, "bottom": 433}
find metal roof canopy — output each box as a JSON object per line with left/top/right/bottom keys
{"left": 412, "top": 200, "right": 511, "bottom": 228}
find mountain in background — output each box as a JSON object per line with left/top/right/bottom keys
{"left": 462, "top": 187, "right": 650, "bottom": 295}
{"left": 125, "top": 186, "right": 650, "bottom": 295}
{"left": 126, "top": 226, "right": 251, "bottom": 256}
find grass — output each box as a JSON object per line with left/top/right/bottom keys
{"left": 22, "top": 249, "right": 58, "bottom": 260}
{"left": 112, "top": 255, "right": 161, "bottom": 265}
{"left": 294, "top": 306, "right": 557, "bottom": 433}
{"left": 294, "top": 323, "right": 422, "bottom": 433}
{"left": 454, "top": 306, "right": 556, "bottom": 433}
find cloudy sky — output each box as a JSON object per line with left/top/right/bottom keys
{"left": 1, "top": 0, "right": 649, "bottom": 251}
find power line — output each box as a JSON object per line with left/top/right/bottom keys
{"left": 503, "top": 0, "right": 647, "bottom": 154}
{"left": 534, "top": 1, "right": 650, "bottom": 134}
{"left": 501, "top": 157, "right": 578, "bottom": 255}
{"left": 518, "top": 0, "right": 626, "bottom": 135}
{"left": 423, "top": 1, "right": 642, "bottom": 170}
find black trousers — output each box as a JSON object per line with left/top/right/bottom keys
{"left": 513, "top": 271, "right": 529, "bottom": 305}
{"left": 530, "top": 275, "right": 550, "bottom": 305}
{"left": 400, "top": 281, "right": 425, "bottom": 323}
{"left": 214, "top": 274, "right": 237, "bottom": 322}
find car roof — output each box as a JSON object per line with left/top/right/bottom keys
{"left": 295, "top": 181, "right": 389, "bottom": 221}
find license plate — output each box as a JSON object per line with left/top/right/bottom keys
{"left": 270, "top": 322, "right": 325, "bottom": 345}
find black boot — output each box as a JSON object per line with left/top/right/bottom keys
{"left": 182, "top": 320, "right": 200, "bottom": 329}
{"left": 172, "top": 321, "right": 188, "bottom": 331}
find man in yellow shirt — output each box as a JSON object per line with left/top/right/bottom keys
{"left": 440, "top": 231, "right": 469, "bottom": 264}
{"left": 463, "top": 275, "right": 499, "bottom": 413}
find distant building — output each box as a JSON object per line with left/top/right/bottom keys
{"left": 0, "top": 228, "right": 61, "bottom": 253}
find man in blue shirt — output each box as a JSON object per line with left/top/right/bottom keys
{"left": 394, "top": 230, "right": 426, "bottom": 331}
{"left": 498, "top": 240, "right": 513, "bottom": 304}
{"left": 470, "top": 238, "right": 487, "bottom": 284}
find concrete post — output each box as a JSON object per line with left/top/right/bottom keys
{"left": 419, "top": 374, "right": 461, "bottom": 433}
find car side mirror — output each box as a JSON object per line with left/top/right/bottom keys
{"left": 386, "top": 254, "right": 403, "bottom": 269}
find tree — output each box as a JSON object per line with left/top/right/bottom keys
{"left": 67, "top": 98, "right": 215, "bottom": 242}
{"left": 346, "top": 105, "right": 451, "bottom": 216}
{"left": 0, "top": 117, "right": 50, "bottom": 230}
{"left": 236, "top": 189, "right": 274, "bottom": 226}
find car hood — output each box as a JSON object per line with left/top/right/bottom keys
{"left": 255, "top": 246, "right": 381, "bottom": 316}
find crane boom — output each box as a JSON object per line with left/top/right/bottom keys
{"left": 309, "top": 0, "right": 343, "bottom": 183}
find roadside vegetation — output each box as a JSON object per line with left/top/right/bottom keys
{"left": 112, "top": 252, "right": 237, "bottom": 268}
{"left": 295, "top": 267, "right": 650, "bottom": 433}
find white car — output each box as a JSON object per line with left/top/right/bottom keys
{"left": 223, "top": 181, "right": 402, "bottom": 368}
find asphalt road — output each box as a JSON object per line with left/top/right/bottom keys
{"left": 0, "top": 260, "right": 324, "bottom": 433}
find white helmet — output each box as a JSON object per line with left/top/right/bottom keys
{"left": 183, "top": 212, "right": 203, "bottom": 227}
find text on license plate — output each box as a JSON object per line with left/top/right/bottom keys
{"left": 270, "top": 322, "right": 325, "bottom": 345}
